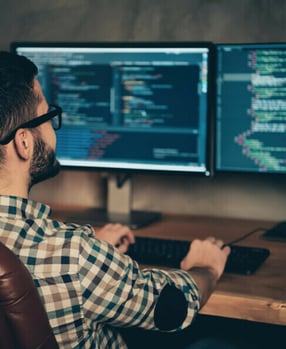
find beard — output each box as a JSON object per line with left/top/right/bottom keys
{"left": 28, "top": 135, "right": 61, "bottom": 191}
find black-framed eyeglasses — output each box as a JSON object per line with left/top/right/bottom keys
{"left": 0, "top": 104, "right": 62, "bottom": 145}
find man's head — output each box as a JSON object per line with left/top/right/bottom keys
{"left": 0, "top": 52, "right": 39, "bottom": 143}
{"left": 0, "top": 51, "right": 61, "bottom": 193}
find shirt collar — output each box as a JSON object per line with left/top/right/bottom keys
{"left": 0, "top": 195, "right": 52, "bottom": 220}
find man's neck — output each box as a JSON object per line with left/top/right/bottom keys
{"left": 0, "top": 172, "right": 29, "bottom": 199}
{"left": 0, "top": 190, "right": 28, "bottom": 199}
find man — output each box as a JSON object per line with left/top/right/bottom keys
{"left": 0, "top": 51, "right": 230, "bottom": 348}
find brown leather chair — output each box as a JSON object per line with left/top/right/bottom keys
{"left": 0, "top": 241, "right": 58, "bottom": 349}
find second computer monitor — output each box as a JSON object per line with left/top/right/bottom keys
{"left": 216, "top": 43, "right": 286, "bottom": 174}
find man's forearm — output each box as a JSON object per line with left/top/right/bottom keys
{"left": 188, "top": 267, "right": 219, "bottom": 308}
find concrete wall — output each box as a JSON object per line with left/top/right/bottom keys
{"left": 1, "top": 0, "right": 286, "bottom": 221}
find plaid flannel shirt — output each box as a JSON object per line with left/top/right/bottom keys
{"left": 0, "top": 195, "right": 201, "bottom": 348}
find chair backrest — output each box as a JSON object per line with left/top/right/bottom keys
{"left": 0, "top": 241, "right": 59, "bottom": 349}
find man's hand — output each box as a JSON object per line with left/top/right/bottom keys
{"left": 180, "top": 237, "right": 231, "bottom": 280}
{"left": 95, "top": 223, "right": 135, "bottom": 253}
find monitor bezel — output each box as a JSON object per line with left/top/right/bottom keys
{"left": 11, "top": 41, "right": 215, "bottom": 177}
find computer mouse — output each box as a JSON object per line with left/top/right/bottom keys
{"left": 261, "top": 221, "right": 286, "bottom": 241}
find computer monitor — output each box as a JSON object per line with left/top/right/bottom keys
{"left": 216, "top": 42, "right": 286, "bottom": 174}
{"left": 12, "top": 41, "right": 214, "bottom": 227}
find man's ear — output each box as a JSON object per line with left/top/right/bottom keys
{"left": 13, "top": 128, "right": 33, "bottom": 160}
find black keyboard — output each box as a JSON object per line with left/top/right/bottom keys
{"left": 127, "top": 236, "right": 270, "bottom": 275}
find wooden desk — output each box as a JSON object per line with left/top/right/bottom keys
{"left": 51, "top": 206, "right": 286, "bottom": 326}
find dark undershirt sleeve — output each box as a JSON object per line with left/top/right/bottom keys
{"left": 154, "top": 284, "right": 188, "bottom": 331}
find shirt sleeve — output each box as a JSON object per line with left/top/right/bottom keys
{"left": 78, "top": 232, "right": 201, "bottom": 332}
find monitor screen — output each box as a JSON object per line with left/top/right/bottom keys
{"left": 216, "top": 43, "right": 286, "bottom": 174}
{"left": 11, "top": 42, "right": 213, "bottom": 176}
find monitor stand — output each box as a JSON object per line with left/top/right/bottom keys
{"left": 69, "top": 173, "right": 161, "bottom": 229}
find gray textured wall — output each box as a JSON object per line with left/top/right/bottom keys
{"left": 1, "top": 0, "right": 286, "bottom": 49}
{"left": 1, "top": 0, "right": 286, "bottom": 221}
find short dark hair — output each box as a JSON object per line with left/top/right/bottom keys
{"left": 0, "top": 51, "right": 39, "bottom": 148}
